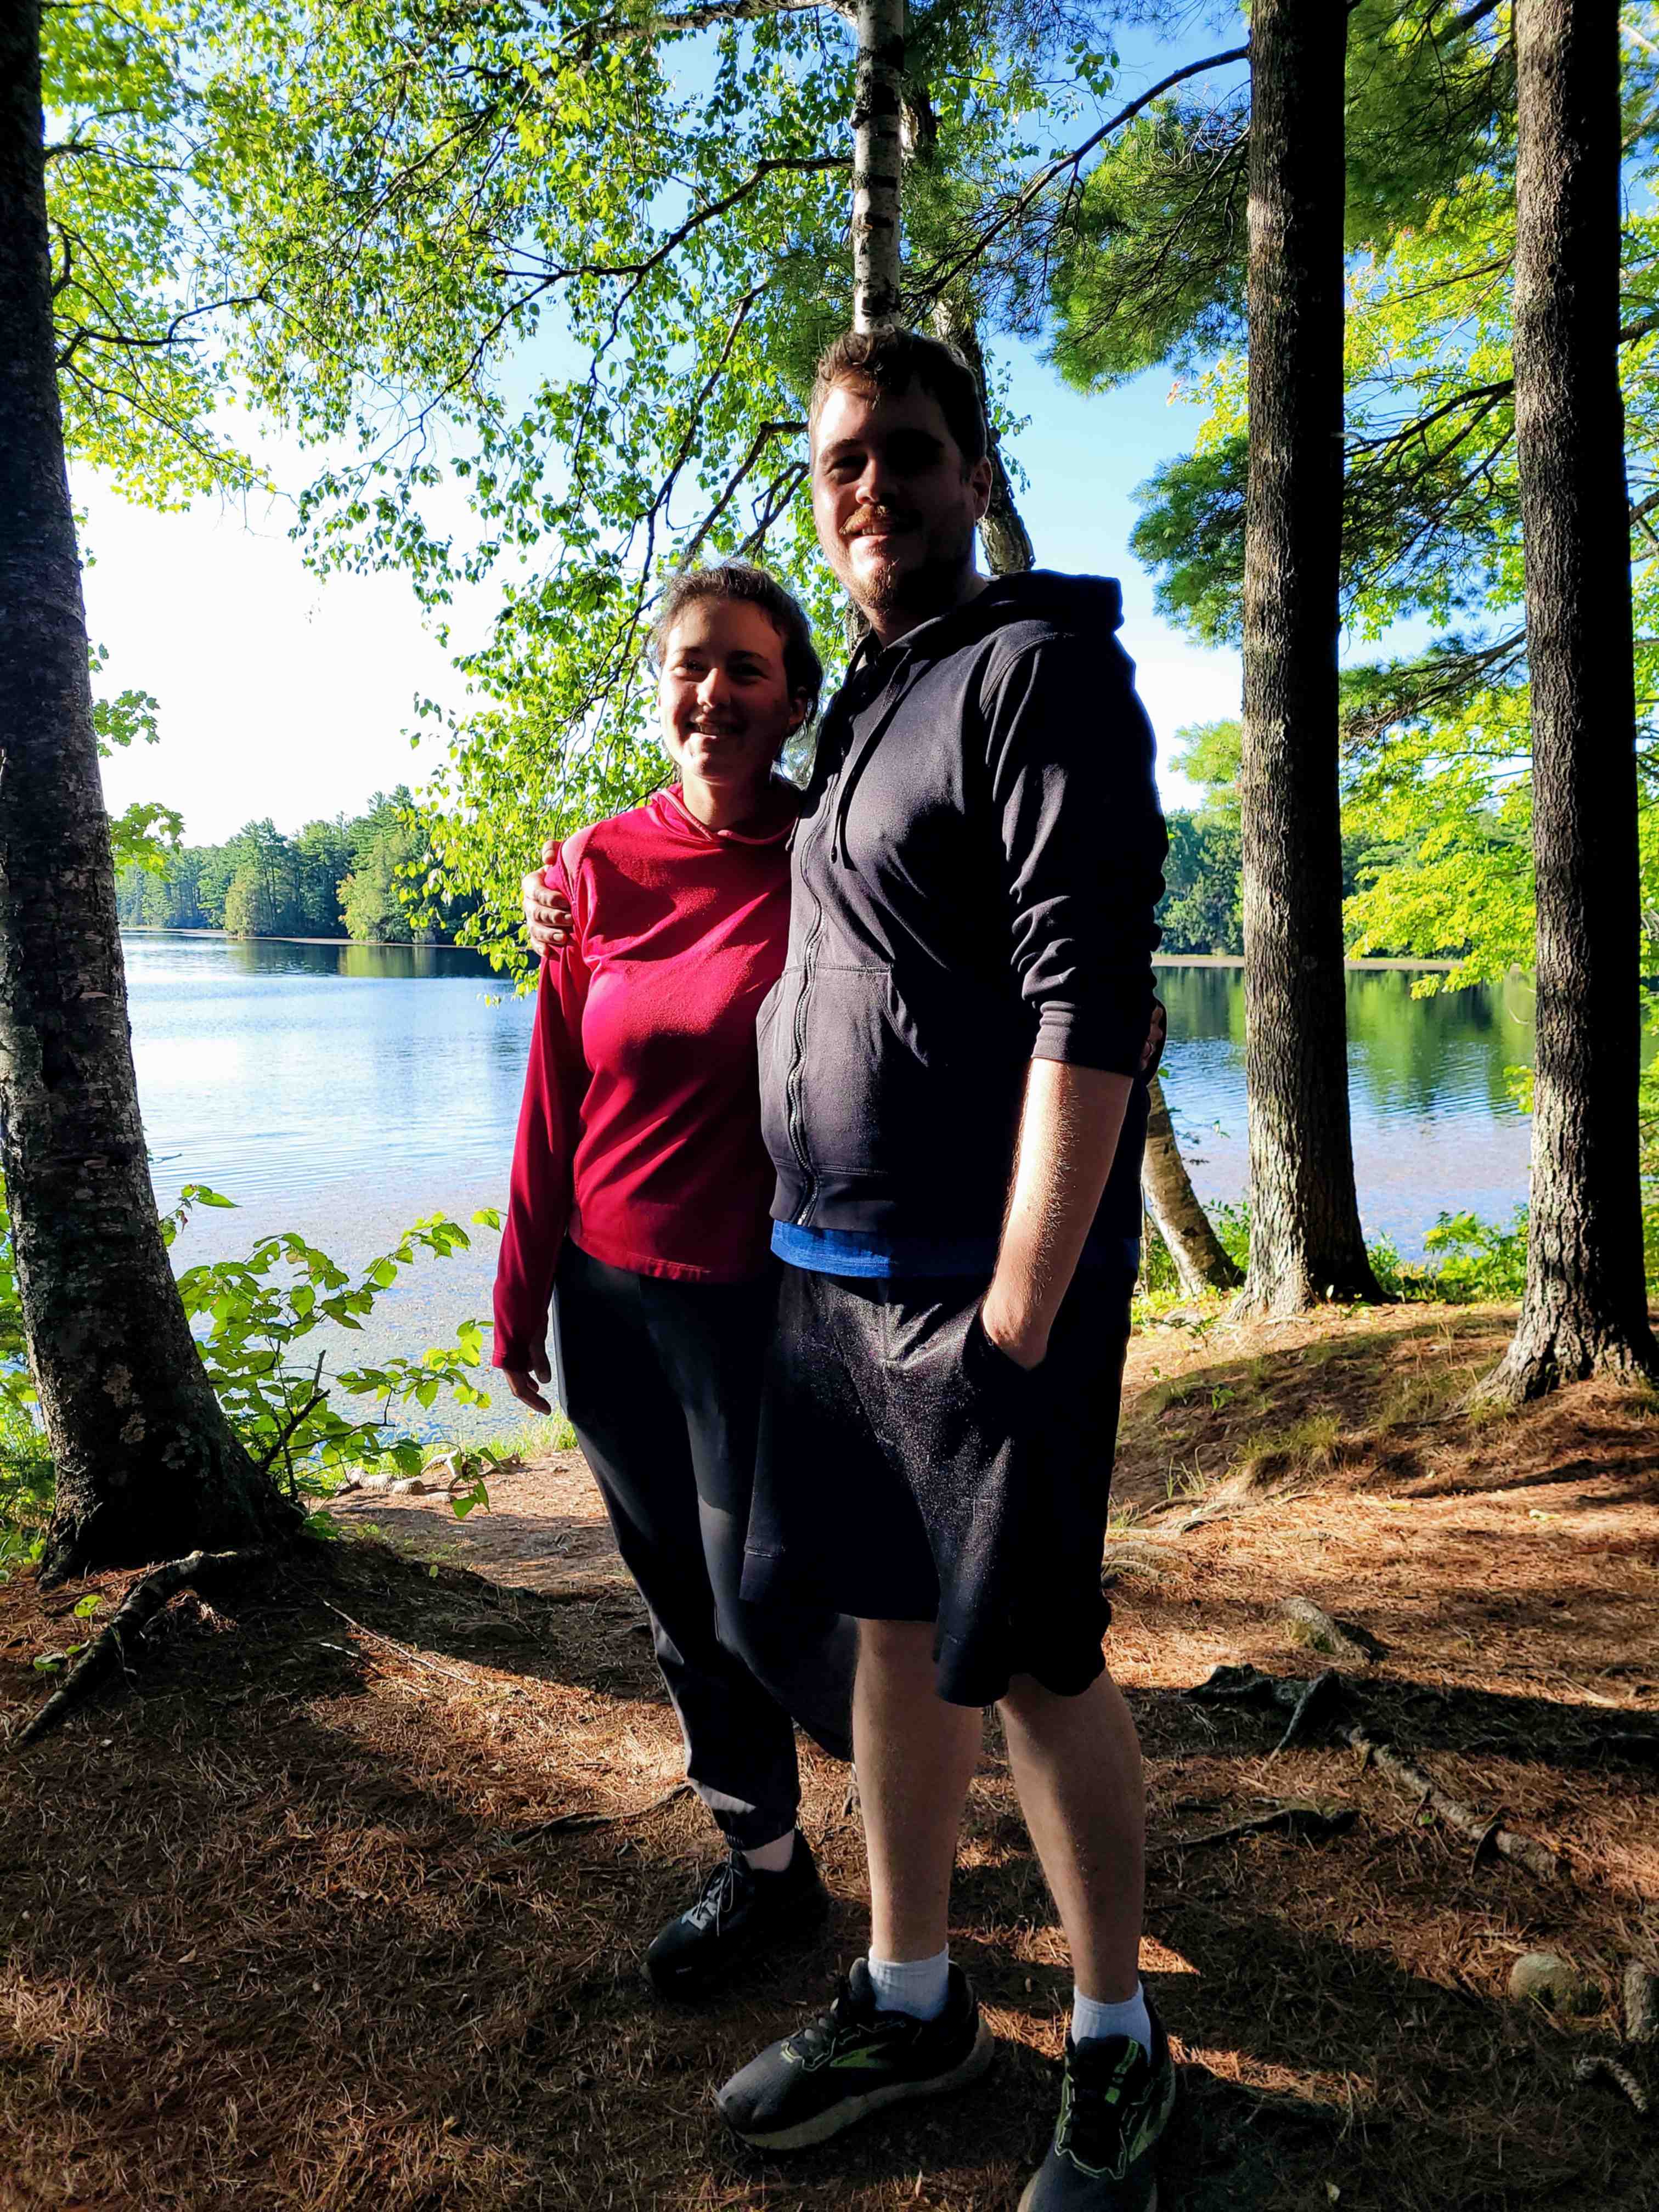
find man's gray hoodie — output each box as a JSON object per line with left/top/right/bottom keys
{"left": 758, "top": 568, "right": 1168, "bottom": 1254}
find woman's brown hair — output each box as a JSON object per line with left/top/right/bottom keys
{"left": 650, "top": 562, "right": 824, "bottom": 730}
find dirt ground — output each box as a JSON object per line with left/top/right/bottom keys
{"left": 2, "top": 1302, "right": 1657, "bottom": 2211}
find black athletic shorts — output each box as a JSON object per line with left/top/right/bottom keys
{"left": 740, "top": 1265, "right": 1134, "bottom": 1707}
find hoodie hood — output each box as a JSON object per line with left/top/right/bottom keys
{"left": 874, "top": 568, "right": 1125, "bottom": 673}
{"left": 650, "top": 778, "right": 800, "bottom": 849}
{"left": 825, "top": 570, "right": 1126, "bottom": 862}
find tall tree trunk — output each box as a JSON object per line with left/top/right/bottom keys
{"left": 1143, "top": 1074, "right": 1244, "bottom": 1297}
{"left": 852, "top": 0, "right": 905, "bottom": 331}
{"left": 1483, "top": 0, "right": 1658, "bottom": 1401}
{"left": 1235, "top": 0, "right": 1380, "bottom": 1314}
{"left": 0, "top": 0, "right": 296, "bottom": 1583}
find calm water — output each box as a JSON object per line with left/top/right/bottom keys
{"left": 125, "top": 933, "right": 1538, "bottom": 1437}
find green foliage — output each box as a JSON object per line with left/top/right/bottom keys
{"left": 1086, "top": 8, "right": 1659, "bottom": 1005}
{"left": 0, "top": 1400, "right": 54, "bottom": 1584}
{"left": 1159, "top": 810, "right": 1242, "bottom": 954}
{"left": 159, "top": 1184, "right": 500, "bottom": 1496}
{"left": 115, "top": 788, "right": 476, "bottom": 941}
{"left": 42, "top": 0, "right": 266, "bottom": 505}
{"left": 1419, "top": 1207, "right": 1530, "bottom": 1301}
{"left": 0, "top": 1170, "right": 506, "bottom": 1547}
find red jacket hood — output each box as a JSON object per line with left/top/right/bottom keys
{"left": 651, "top": 779, "right": 800, "bottom": 849}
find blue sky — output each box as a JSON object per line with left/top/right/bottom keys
{"left": 91, "top": 8, "right": 1252, "bottom": 845}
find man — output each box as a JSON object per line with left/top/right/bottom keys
{"left": 527, "top": 328, "right": 1173, "bottom": 2211}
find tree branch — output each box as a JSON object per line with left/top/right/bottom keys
{"left": 913, "top": 42, "right": 1250, "bottom": 306}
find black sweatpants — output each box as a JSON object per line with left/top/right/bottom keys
{"left": 550, "top": 1240, "right": 855, "bottom": 1848}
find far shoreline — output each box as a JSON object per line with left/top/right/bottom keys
{"left": 121, "top": 928, "right": 1462, "bottom": 974}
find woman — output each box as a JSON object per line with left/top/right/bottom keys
{"left": 494, "top": 562, "right": 854, "bottom": 1999}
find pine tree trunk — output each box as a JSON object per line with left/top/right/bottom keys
{"left": 1236, "top": 0, "right": 1380, "bottom": 1316}
{"left": 853, "top": 0, "right": 905, "bottom": 331}
{"left": 1143, "top": 1075, "right": 1243, "bottom": 1296}
{"left": 1483, "top": 0, "right": 1658, "bottom": 1402}
{"left": 0, "top": 0, "right": 297, "bottom": 1583}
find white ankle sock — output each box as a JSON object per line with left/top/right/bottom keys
{"left": 1072, "top": 1980, "right": 1152, "bottom": 2051}
{"left": 742, "top": 1829, "right": 797, "bottom": 1875}
{"left": 867, "top": 1947, "right": 951, "bottom": 2021}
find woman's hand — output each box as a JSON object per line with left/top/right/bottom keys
{"left": 523, "top": 836, "right": 574, "bottom": 956}
{"left": 503, "top": 1346, "right": 555, "bottom": 1415}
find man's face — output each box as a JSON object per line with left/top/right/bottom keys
{"left": 810, "top": 378, "right": 992, "bottom": 633}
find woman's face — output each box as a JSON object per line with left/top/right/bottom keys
{"left": 658, "top": 599, "right": 804, "bottom": 795}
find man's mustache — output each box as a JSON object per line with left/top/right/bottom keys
{"left": 842, "top": 505, "right": 922, "bottom": 543}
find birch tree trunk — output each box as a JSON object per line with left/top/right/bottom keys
{"left": 853, "top": 0, "right": 905, "bottom": 330}
{"left": 1236, "top": 0, "right": 1381, "bottom": 1314}
{"left": 0, "top": 0, "right": 296, "bottom": 1583}
{"left": 1143, "top": 1074, "right": 1243, "bottom": 1296}
{"left": 1483, "top": 0, "right": 1658, "bottom": 1401}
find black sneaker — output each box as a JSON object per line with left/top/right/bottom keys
{"left": 716, "top": 1957, "right": 994, "bottom": 2150}
{"left": 1017, "top": 2001, "right": 1180, "bottom": 2212}
{"left": 644, "top": 1831, "right": 827, "bottom": 1997}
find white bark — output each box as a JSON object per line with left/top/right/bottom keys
{"left": 853, "top": 0, "right": 905, "bottom": 329}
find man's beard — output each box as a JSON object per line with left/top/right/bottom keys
{"left": 839, "top": 517, "right": 975, "bottom": 627}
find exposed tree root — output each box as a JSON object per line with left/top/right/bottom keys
{"left": 1156, "top": 1799, "right": 1356, "bottom": 1856}
{"left": 1572, "top": 2053, "right": 1650, "bottom": 2119}
{"left": 1625, "top": 1962, "right": 1659, "bottom": 2047}
{"left": 1186, "top": 1663, "right": 1567, "bottom": 1882}
{"left": 10, "top": 1548, "right": 270, "bottom": 1755}
{"left": 507, "top": 1782, "right": 693, "bottom": 1848}
{"left": 1278, "top": 1594, "right": 1384, "bottom": 1667}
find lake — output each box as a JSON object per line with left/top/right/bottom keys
{"left": 125, "top": 932, "right": 1537, "bottom": 1441}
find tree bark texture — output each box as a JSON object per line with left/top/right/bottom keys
{"left": 0, "top": 0, "right": 295, "bottom": 1581}
{"left": 1486, "top": 0, "right": 1658, "bottom": 1399}
{"left": 1143, "top": 1074, "right": 1244, "bottom": 1296}
{"left": 927, "top": 294, "right": 1035, "bottom": 574}
{"left": 1237, "top": 0, "right": 1380, "bottom": 1314}
{"left": 853, "top": 0, "right": 905, "bottom": 330}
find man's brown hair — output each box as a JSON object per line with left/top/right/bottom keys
{"left": 810, "top": 328, "right": 988, "bottom": 469}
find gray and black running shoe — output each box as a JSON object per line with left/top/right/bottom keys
{"left": 1017, "top": 2002, "right": 1180, "bottom": 2212}
{"left": 645, "top": 1831, "right": 827, "bottom": 1997}
{"left": 716, "top": 1958, "right": 994, "bottom": 2149}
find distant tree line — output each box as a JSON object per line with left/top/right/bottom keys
{"left": 115, "top": 788, "right": 477, "bottom": 945}
{"left": 1158, "top": 721, "right": 1374, "bottom": 959}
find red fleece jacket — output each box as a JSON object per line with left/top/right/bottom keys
{"left": 492, "top": 783, "right": 794, "bottom": 1370}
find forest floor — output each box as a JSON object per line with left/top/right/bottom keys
{"left": 2, "top": 1301, "right": 1657, "bottom": 2211}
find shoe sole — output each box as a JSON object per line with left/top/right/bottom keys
{"left": 1017, "top": 2180, "right": 1155, "bottom": 2212}
{"left": 722, "top": 2015, "right": 996, "bottom": 2151}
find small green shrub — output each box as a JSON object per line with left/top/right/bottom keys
{"left": 1420, "top": 1207, "right": 1529, "bottom": 1301}
{"left": 0, "top": 1178, "right": 507, "bottom": 1535}
{"left": 0, "top": 1397, "right": 53, "bottom": 1582}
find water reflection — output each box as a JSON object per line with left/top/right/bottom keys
{"left": 123, "top": 936, "right": 1547, "bottom": 1439}
{"left": 170, "top": 933, "right": 499, "bottom": 984}
{"left": 1155, "top": 961, "right": 1537, "bottom": 1254}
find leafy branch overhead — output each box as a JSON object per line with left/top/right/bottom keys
{"left": 45, "top": 0, "right": 1268, "bottom": 967}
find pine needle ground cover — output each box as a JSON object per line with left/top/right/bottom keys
{"left": 2, "top": 1306, "right": 1656, "bottom": 2211}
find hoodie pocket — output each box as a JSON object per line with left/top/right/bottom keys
{"left": 801, "top": 963, "right": 988, "bottom": 1178}
{"left": 755, "top": 966, "right": 799, "bottom": 1173}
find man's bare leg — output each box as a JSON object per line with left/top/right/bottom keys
{"left": 855, "top": 1618, "right": 983, "bottom": 1962}
{"left": 997, "top": 1664, "right": 1145, "bottom": 2001}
